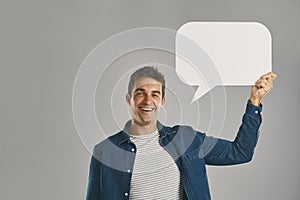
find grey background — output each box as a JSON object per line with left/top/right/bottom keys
{"left": 1, "top": 0, "right": 299, "bottom": 199}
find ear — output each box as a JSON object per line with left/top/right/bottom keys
{"left": 161, "top": 97, "right": 166, "bottom": 106}
{"left": 126, "top": 93, "right": 131, "bottom": 105}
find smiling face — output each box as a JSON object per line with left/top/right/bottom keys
{"left": 126, "top": 76, "right": 165, "bottom": 127}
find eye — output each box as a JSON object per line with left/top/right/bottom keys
{"left": 152, "top": 94, "right": 159, "bottom": 98}
{"left": 135, "top": 92, "right": 144, "bottom": 97}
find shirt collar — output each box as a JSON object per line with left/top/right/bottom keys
{"left": 116, "top": 120, "right": 172, "bottom": 146}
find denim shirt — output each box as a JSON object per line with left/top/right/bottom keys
{"left": 87, "top": 101, "right": 262, "bottom": 200}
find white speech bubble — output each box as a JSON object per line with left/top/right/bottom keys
{"left": 176, "top": 22, "right": 272, "bottom": 102}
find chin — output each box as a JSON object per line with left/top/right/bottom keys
{"left": 141, "top": 118, "right": 156, "bottom": 125}
{"left": 141, "top": 119, "right": 152, "bottom": 124}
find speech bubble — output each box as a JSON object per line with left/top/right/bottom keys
{"left": 176, "top": 22, "right": 272, "bottom": 102}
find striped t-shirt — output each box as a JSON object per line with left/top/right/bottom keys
{"left": 128, "top": 130, "right": 183, "bottom": 200}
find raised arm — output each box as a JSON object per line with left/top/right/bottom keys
{"left": 203, "top": 72, "right": 277, "bottom": 165}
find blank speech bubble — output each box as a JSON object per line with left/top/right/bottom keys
{"left": 176, "top": 22, "right": 272, "bottom": 102}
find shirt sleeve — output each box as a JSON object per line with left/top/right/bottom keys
{"left": 86, "top": 152, "right": 101, "bottom": 200}
{"left": 203, "top": 100, "right": 263, "bottom": 165}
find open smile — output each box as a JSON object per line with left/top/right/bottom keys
{"left": 139, "top": 107, "right": 155, "bottom": 112}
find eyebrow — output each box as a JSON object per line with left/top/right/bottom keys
{"left": 134, "top": 88, "right": 161, "bottom": 95}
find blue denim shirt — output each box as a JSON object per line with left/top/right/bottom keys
{"left": 87, "top": 101, "right": 262, "bottom": 200}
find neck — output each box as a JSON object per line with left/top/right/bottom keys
{"left": 129, "top": 121, "right": 157, "bottom": 136}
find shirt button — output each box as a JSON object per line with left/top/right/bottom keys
{"left": 260, "top": 112, "right": 262, "bottom": 115}
{"left": 124, "top": 192, "right": 128, "bottom": 196}
{"left": 255, "top": 110, "right": 258, "bottom": 114}
{"left": 131, "top": 148, "right": 135, "bottom": 152}
{"left": 127, "top": 169, "right": 131, "bottom": 173}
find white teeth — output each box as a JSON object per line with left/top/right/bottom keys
{"left": 141, "top": 107, "right": 153, "bottom": 111}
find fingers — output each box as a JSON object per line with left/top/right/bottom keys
{"left": 250, "top": 71, "right": 277, "bottom": 105}
{"left": 254, "top": 71, "right": 277, "bottom": 96}
{"left": 257, "top": 72, "right": 277, "bottom": 88}
{"left": 261, "top": 72, "right": 277, "bottom": 80}
{"left": 255, "top": 79, "right": 273, "bottom": 91}
{"left": 255, "top": 79, "right": 269, "bottom": 89}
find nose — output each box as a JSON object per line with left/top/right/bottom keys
{"left": 143, "top": 94, "right": 152, "bottom": 104}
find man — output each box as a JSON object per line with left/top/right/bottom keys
{"left": 87, "top": 66, "right": 277, "bottom": 200}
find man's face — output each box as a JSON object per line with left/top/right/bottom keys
{"left": 126, "top": 76, "right": 165, "bottom": 127}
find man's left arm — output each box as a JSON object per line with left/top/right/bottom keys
{"left": 203, "top": 72, "right": 277, "bottom": 165}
